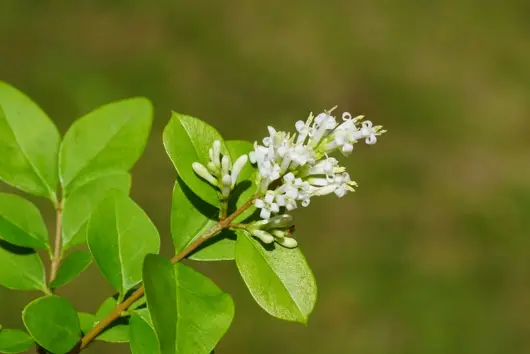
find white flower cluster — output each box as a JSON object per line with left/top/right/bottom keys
{"left": 192, "top": 140, "right": 248, "bottom": 198}
{"left": 249, "top": 109, "right": 385, "bottom": 220}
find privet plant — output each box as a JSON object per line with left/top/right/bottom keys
{"left": 0, "top": 80, "right": 385, "bottom": 354}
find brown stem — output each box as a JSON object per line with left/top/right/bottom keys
{"left": 74, "top": 194, "right": 258, "bottom": 352}
{"left": 49, "top": 200, "right": 63, "bottom": 286}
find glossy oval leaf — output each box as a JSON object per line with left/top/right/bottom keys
{"left": 60, "top": 97, "right": 153, "bottom": 194}
{"left": 0, "top": 240, "right": 46, "bottom": 292}
{"left": 142, "top": 255, "right": 176, "bottom": 354}
{"left": 0, "top": 193, "right": 48, "bottom": 249}
{"left": 163, "top": 113, "right": 226, "bottom": 206}
{"left": 62, "top": 172, "right": 131, "bottom": 250}
{"left": 50, "top": 250, "right": 92, "bottom": 288}
{"left": 87, "top": 190, "right": 160, "bottom": 295}
{"left": 0, "top": 82, "right": 60, "bottom": 201}
{"left": 22, "top": 296, "right": 81, "bottom": 354}
{"left": 0, "top": 329, "right": 34, "bottom": 353}
{"left": 143, "top": 254, "right": 235, "bottom": 354}
{"left": 225, "top": 140, "right": 258, "bottom": 222}
{"left": 171, "top": 178, "right": 234, "bottom": 261}
{"left": 129, "top": 310, "right": 160, "bottom": 354}
{"left": 235, "top": 232, "right": 317, "bottom": 324}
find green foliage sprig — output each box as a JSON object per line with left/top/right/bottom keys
{"left": 0, "top": 81, "right": 384, "bottom": 354}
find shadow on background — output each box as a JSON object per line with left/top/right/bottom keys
{"left": 1, "top": 1, "right": 530, "bottom": 353}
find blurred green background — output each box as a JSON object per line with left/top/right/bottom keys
{"left": 1, "top": 1, "right": 530, "bottom": 353}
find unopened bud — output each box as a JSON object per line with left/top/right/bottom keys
{"left": 192, "top": 162, "right": 218, "bottom": 186}
{"left": 276, "top": 237, "right": 298, "bottom": 248}
{"left": 251, "top": 229, "right": 274, "bottom": 244}
{"left": 263, "top": 214, "right": 294, "bottom": 230}
{"left": 221, "top": 155, "right": 231, "bottom": 176}
{"left": 212, "top": 140, "right": 222, "bottom": 168}
{"left": 221, "top": 174, "right": 232, "bottom": 197}
{"left": 231, "top": 154, "right": 248, "bottom": 187}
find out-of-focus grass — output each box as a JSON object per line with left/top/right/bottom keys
{"left": 1, "top": 1, "right": 529, "bottom": 353}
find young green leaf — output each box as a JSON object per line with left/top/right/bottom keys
{"left": 59, "top": 97, "right": 153, "bottom": 194}
{"left": 143, "top": 254, "right": 235, "bottom": 354}
{"left": 22, "top": 296, "right": 81, "bottom": 354}
{"left": 0, "top": 328, "right": 34, "bottom": 353}
{"left": 0, "top": 193, "right": 49, "bottom": 249}
{"left": 129, "top": 310, "right": 160, "bottom": 354}
{"left": 0, "top": 82, "right": 60, "bottom": 202}
{"left": 235, "top": 231, "right": 317, "bottom": 324}
{"left": 163, "top": 112, "right": 227, "bottom": 206}
{"left": 171, "top": 178, "right": 234, "bottom": 261}
{"left": 87, "top": 190, "right": 160, "bottom": 296}
{"left": 62, "top": 172, "right": 132, "bottom": 250}
{"left": 50, "top": 250, "right": 92, "bottom": 288}
{"left": 0, "top": 241, "right": 46, "bottom": 292}
{"left": 225, "top": 140, "right": 258, "bottom": 222}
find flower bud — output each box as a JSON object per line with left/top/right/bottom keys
{"left": 276, "top": 237, "right": 298, "bottom": 248}
{"left": 212, "top": 140, "right": 222, "bottom": 168}
{"left": 192, "top": 162, "right": 218, "bottom": 186}
{"left": 251, "top": 229, "right": 274, "bottom": 244}
{"left": 270, "top": 229, "right": 286, "bottom": 238}
{"left": 221, "top": 155, "right": 231, "bottom": 176}
{"left": 262, "top": 214, "right": 294, "bottom": 230}
{"left": 221, "top": 174, "right": 232, "bottom": 197}
{"left": 231, "top": 154, "right": 248, "bottom": 187}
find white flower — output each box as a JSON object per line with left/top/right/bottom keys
{"left": 254, "top": 192, "right": 280, "bottom": 219}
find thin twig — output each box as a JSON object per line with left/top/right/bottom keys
{"left": 73, "top": 194, "right": 258, "bottom": 352}
{"left": 49, "top": 200, "right": 63, "bottom": 286}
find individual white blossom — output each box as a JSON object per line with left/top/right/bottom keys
{"left": 254, "top": 191, "right": 280, "bottom": 219}
{"left": 249, "top": 107, "right": 385, "bottom": 220}
{"left": 192, "top": 140, "right": 248, "bottom": 198}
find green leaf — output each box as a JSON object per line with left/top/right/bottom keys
{"left": 0, "top": 329, "right": 34, "bottom": 353}
{"left": 142, "top": 255, "right": 176, "bottom": 354}
{"left": 59, "top": 97, "right": 153, "bottom": 194}
{"left": 50, "top": 250, "right": 92, "bottom": 288}
{"left": 0, "top": 82, "right": 60, "bottom": 201}
{"left": 0, "top": 193, "right": 48, "bottom": 249}
{"left": 97, "top": 321, "right": 130, "bottom": 343}
{"left": 129, "top": 310, "right": 159, "bottom": 354}
{"left": 78, "top": 313, "right": 96, "bottom": 334}
{"left": 0, "top": 240, "right": 46, "bottom": 292}
{"left": 87, "top": 190, "right": 160, "bottom": 295}
{"left": 163, "top": 113, "right": 227, "bottom": 206}
{"left": 22, "top": 296, "right": 81, "bottom": 354}
{"left": 189, "top": 231, "right": 236, "bottom": 261}
{"left": 143, "top": 254, "right": 235, "bottom": 354}
{"left": 171, "top": 178, "right": 234, "bottom": 261}
{"left": 225, "top": 140, "right": 258, "bottom": 222}
{"left": 92, "top": 296, "right": 130, "bottom": 343}
{"left": 235, "top": 232, "right": 317, "bottom": 324}
{"left": 62, "top": 172, "right": 131, "bottom": 250}
{"left": 78, "top": 309, "right": 129, "bottom": 343}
